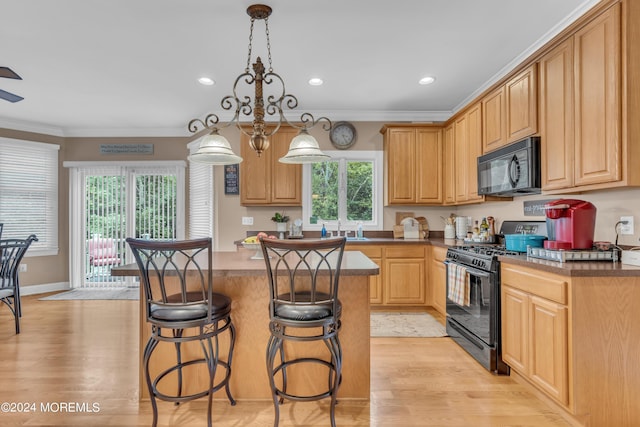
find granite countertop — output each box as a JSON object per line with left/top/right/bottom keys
{"left": 112, "top": 250, "right": 379, "bottom": 277}
{"left": 497, "top": 253, "right": 640, "bottom": 277}
{"left": 427, "top": 236, "right": 640, "bottom": 277}
{"left": 231, "top": 233, "right": 640, "bottom": 277}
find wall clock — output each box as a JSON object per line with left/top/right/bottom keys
{"left": 329, "top": 121, "right": 357, "bottom": 149}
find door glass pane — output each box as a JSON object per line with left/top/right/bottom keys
{"left": 134, "top": 174, "right": 177, "bottom": 239}
{"left": 85, "top": 174, "right": 126, "bottom": 287}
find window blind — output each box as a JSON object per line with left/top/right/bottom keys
{"left": 188, "top": 143, "right": 214, "bottom": 239}
{"left": 0, "top": 137, "right": 59, "bottom": 256}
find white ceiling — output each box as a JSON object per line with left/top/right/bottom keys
{"left": 0, "top": 0, "right": 598, "bottom": 137}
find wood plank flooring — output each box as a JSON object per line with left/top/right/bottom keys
{"left": 0, "top": 294, "right": 571, "bottom": 426}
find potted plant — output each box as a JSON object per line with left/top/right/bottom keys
{"left": 271, "top": 211, "right": 290, "bottom": 235}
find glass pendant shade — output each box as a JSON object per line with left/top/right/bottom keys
{"left": 188, "top": 132, "right": 243, "bottom": 165}
{"left": 279, "top": 130, "right": 330, "bottom": 164}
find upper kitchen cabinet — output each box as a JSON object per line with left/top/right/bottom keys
{"left": 382, "top": 124, "right": 443, "bottom": 205}
{"left": 482, "top": 64, "right": 538, "bottom": 153}
{"left": 240, "top": 126, "right": 302, "bottom": 206}
{"left": 540, "top": 2, "right": 633, "bottom": 192}
{"left": 443, "top": 123, "right": 456, "bottom": 205}
{"left": 573, "top": 3, "right": 621, "bottom": 187}
{"left": 539, "top": 38, "right": 574, "bottom": 190}
{"left": 454, "top": 102, "right": 484, "bottom": 204}
{"left": 482, "top": 86, "right": 506, "bottom": 153}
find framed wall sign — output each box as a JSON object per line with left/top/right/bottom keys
{"left": 224, "top": 164, "right": 239, "bottom": 195}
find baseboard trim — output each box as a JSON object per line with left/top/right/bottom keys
{"left": 20, "top": 282, "right": 70, "bottom": 296}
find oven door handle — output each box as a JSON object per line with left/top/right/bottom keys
{"left": 444, "top": 261, "right": 492, "bottom": 278}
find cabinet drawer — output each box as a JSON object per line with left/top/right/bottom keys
{"left": 501, "top": 264, "right": 568, "bottom": 305}
{"left": 346, "top": 244, "right": 382, "bottom": 259}
{"left": 385, "top": 245, "right": 426, "bottom": 258}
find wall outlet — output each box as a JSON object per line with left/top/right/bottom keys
{"left": 242, "top": 216, "right": 254, "bottom": 226}
{"left": 19, "top": 264, "right": 27, "bottom": 272}
{"left": 620, "top": 216, "right": 634, "bottom": 235}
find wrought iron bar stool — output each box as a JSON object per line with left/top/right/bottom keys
{"left": 259, "top": 236, "right": 346, "bottom": 427}
{"left": 0, "top": 234, "right": 38, "bottom": 334}
{"left": 126, "top": 237, "right": 236, "bottom": 427}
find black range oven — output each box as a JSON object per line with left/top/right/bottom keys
{"left": 445, "top": 245, "right": 514, "bottom": 375}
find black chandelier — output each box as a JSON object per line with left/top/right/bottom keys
{"left": 187, "top": 4, "right": 331, "bottom": 165}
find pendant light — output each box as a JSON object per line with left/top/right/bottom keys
{"left": 187, "top": 4, "right": 331, "bottom": 166}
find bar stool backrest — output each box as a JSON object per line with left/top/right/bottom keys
{"left": 260, "top": 237, "right": 346, "bottom": 326}
{"left": 126, "top": 237, "right": 213, "bottom": 328}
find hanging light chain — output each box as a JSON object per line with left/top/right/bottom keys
{"left": 246, "top": 18, "right": 256, "bottom": 73}
{"left": 264, "top": 17, "right": 273, "bottom": 73}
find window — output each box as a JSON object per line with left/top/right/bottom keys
{"left": 303, "top": 150, "right": 383, "bottom": 230}
{"left": 0, "top": 137, "right": 59, "bottom": 256}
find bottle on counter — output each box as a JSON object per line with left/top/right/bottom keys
{"left": 472, "top": 220, "right": 480, "bottom": 239}
{"left": 321, "top": 223, "right": 327, "bottom": 238}
{"left": 487, "top": 216, "right": 496, "bottom": 242}
{"left": 480, "top": 217, "right": 489, "bottom": 240}
{"left": 357, "top": 221, "right": 364, "bottom": 239}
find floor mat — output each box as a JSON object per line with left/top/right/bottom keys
{"left": 370, "top": 312, "right": 447, "bottom": 337}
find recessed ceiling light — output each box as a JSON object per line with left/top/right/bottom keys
{"left": 198, "top": 77, "right": 215, "bottom": 86}
{"left": 308, "top": 78, "right": 323, "bottom": 86}
{"left": 419, "top": 76, "right": 436, "bottom": 85}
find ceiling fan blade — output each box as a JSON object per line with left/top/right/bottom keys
{"left": 0, "top": 89, "right": 24, "bottom": 103}
{"left": 0, "top": 67, "right": 22, "bottom": 80}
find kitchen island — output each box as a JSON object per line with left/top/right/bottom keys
{"left": 112, "top": 249, "right": 379, "bottom": 401}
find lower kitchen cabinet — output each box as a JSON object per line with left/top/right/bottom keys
{"left": 346, "top": 243, "right": 428, "bottom": 307}
{"left": 502, "top": 283, "right": 568, "bottom": 405}
{"left": 429, "top": 246, "right": 447, "bottom": 316}
{"left": 501, "top": 260, "right": 640, "bottom": 427}
{"left": 383, "top": 246, "right": 426, "bottom": 305}
{"left": 348, "top": 244, "right": 383, "bottom": 304}
{"left": 501, "top": 264, "right": 569, "bottom": 406}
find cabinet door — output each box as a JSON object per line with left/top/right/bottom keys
{"left": 240, "top": 127, "right": 302, "bottom": 206}
{"left": 454, "top": 114, "right": 468, "bottom": 202}
{"left": 385, "top": 128, "right": 417, "bottom": 204}
{"left": 443, "top": 124, "right": 456, "bottom": 204}
{"left": 383, "top": 258, "right": 426, "bottom": 305}
{"left": 482, "top": 86, "right": 506, "bottom": 153}
{"left": 416, "top": 128, "right": 443, "bottom": 204}
{"left": 573, "top": 4, "right": 621, "bottom": 186}
{"left": 501, "top": 285, "right": 529, "bottom": 374}
{"left": 429, "top": 246, "right": 447, "bottom": 316}
{"left": 466, "top": 103, "right": 483, "bottom": 202}
{"left": 368, "top": 257, "right": 383, "bottom": 304}
{"left": 506, "top": 64, "right": 538, "bottom": 143}
{"left": 270, "top": 128, "right": 302, "bottom": 205}
{"left": 539, "top": 38, "right": 574, "bottom": 191}
{"left": 240, "top": 135, "right": 271, "bottom": 205}
{"left": 529, "top": 295, "right": 569, "bottom": 405}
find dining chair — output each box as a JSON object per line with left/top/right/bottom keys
{"left": 0, "top": 234, "right": 38, "bottom": 334}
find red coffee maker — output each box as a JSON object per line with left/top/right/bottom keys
{"left": 543, "top": 199, "right": 597, "bottom": 250}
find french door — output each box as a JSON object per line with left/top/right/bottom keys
{"left": 67, "top": 162, "right": 185, "bottom": 288}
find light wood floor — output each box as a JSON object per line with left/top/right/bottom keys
{"left": 0, "top": 294, "right": 571, "bottom": 426}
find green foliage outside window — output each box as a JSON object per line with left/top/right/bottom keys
{"left": 311, "top": 160, "right": 373, "bottom": 222}
{"left": 85, "top": 175, "right": 177, "bottom": 239}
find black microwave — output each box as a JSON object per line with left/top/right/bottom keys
{"left": 477, "top": 136, "right": 541, "bottom": 197}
